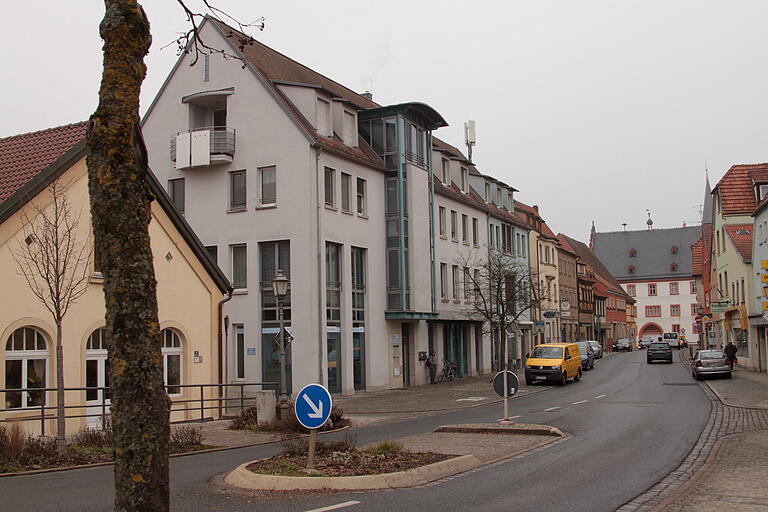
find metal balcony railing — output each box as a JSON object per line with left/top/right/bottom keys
{"left": 170, "top": 126, "right": 236, "bottom": 165}
{"left": 1, "top": 381, "right": 276, "bottom": 434}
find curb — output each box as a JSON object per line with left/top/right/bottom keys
{"left": 0, "top": 425, "right": 350, "bottom": 479}
{"left": 224, "top": 454, "right": 482, "bottom": 491}
{"left": 223, "top": 426, "right": 567, "bottom": 492}
{"left": 681, "top": 349, "right": 768, "bottom": 411}
{"left": 342, "top": 385, "right": 555, "bottom": 415}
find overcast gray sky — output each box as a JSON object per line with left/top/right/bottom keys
{"left": 4, "top": 1, "right": 767, "bottom": 240}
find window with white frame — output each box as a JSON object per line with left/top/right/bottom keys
{"left": 670, "top": 282, "right": 679, "bottom": 295}
{"left": 229, "top": 170, "right": 246, "bottom": 209}
{"left": 671, "top": 304, "right": 681, "bottom": 317}
{"left": 324, "top": 167, "right": 335, "bottom": 207}
{"left": 316, "top": 98, "right": 330, "bottom": 136}
{"left": 168, "top": 178, "right": 185, "bottom": 214}
{"left": 356, "top": 178, "right": 367, "bottom": 215}
{"left": 342, "top": 110, "right": 356, "bottom": 146}
{"left": 4, "top": 327, "right": 48, "bottom": 409}
{"left": 452, "top": 265, "right": 460, "bottom": 299}
{"left": 451, "top": 210, "right": 457, "bottom": 241}
{"left": 440, "top": 263, "right": 448, "bottom": 299}
{"left": 460, "top": 167, "right": 468, "bottom": 193}
{"left": 462, "top": 214, "right": 468, "bottom": 243}
{"left": 485, "top": 183, "right": 491, "bottom": 202}
{"left": 341, "top": 172, "right": 351, "bottom": 212}
{"left": 231, "top": 244, "right": 247, "bottom": 289}
{"left": 439, "top": 207, "right": 446, "bottom": 237}
{"left": 441, "top": 159, "right": 449, "bottom": 184}
{"left": 259, "top": 166, "right": 276, "bottom": 206}
{"left": 690, "top": 281, "right": 697, "bottom": 294}
{"left": 472, "top": 217, "right": 479, "bottom": 246}
{"left": 161, "top": 329, "right": 183, "bottom": 395}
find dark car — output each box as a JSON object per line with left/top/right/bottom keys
{"left": 647, "top": 342, "right": 673, "bottom": 364}
{"left": 613, "top": 338, "right": 632, "bottom": 352}
{"left": 576, "top": 341, "right": 595, "bottom": 370}
{"left": 691, "top": 350, "right": 731, "bottom": 380}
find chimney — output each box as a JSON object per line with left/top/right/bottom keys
{"left": 361, "top": 91, "right": 373, "bottom": 101}
{"left": 533, "top": 205, "right": 539, "bottom": 214}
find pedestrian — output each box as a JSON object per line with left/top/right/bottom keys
{"left": 724, "top": 341, "right": 737, "bottom": 369}
{"left": 427, "top": 351, "right": 438, "bottom": 384}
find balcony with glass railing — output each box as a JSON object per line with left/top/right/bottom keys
{"left": 170, "top": 126, "right": 236, "bottom": 170}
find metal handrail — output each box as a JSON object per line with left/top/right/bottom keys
{"left": 0, "top": 382, "right": 277, "bottom": 434}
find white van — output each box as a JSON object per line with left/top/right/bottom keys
{"left": 662, "top": 332, "right": 680, "bottom": 349}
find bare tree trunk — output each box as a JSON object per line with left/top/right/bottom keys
{"left": 56, "top": 319, "right": 65, "bottom": 456}
{"left": 86, "top": 2, "right": 169, "bottom": 510}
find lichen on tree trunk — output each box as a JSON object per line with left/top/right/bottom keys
{"left": 86, "top": 1, "right": 170, "bottom": 511}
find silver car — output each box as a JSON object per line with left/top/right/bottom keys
{"left": 691, "top": 350, "right": 732, "bottom": 380}
{"left": 586, "top": 340, "right": 603, "bottom": 359}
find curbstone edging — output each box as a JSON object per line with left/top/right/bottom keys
{"left": 223, "top": 454, "right": 482, "bottom": 491}
{"left": 434, "top": 424, "right": 563, "bottom": 437}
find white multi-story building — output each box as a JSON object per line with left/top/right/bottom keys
{"left": 142, "top": 17, "right": 529, "bottom": 394}
{"left": 591, "top": 226, "right": 701, "bottom": 340}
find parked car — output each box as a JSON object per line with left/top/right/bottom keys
{"left": 691, "top": 350, "right": 732, "bottom": 380}
{"left": 586, "top": 340, "right": 603, "bottom": 358}
{"left": 639, "top": 336, "right": 653, "bottom": 349}
{"left": 663, "top": 332, "right": 681, "bottom": 349}
{"left": 576, "top": 341, "right": 595, "bottom": 370}
{"left": 647, "top": 342, "right": 673, "bottom": 364}
{"left": 613, "top": 338, "right": 632, "bottom": 352}
{"left": 525, "top": 343, "right": 582, "bottom": 386}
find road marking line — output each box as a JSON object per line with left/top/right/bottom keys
{"left": 595, "top": 394, "right": 607, "bottom": 399}
{"left": 542, "top": 406, "right": 561, "bottom": 412}
{"left": 497, "top": 415, "right": 521, "bottom": 421}
{"left": 572, "top": 400, "right": 588, "bottom": 405}
{"left": 304, "top": 501, "right": 361, "bottom": 512}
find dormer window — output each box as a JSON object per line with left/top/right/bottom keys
{"left": 670, "top": 263, "right": 678, "bottom": 272}
{"left": 760, "top": 184, "right": 768, "bottom": 201}
{"left": 629, "top": 248, "right": 637, "bottom": 257}
{"left": 671, "top": 246, "right": 678, "bottom": 254}
{"left": 316, "top": 98, "right": 331, "bottom": 136}
{"left": 442, "top": 159, "right": 449, "bottom": 184}
{"left": 496, "top": 188, "right": 502, "bottom": 205}
{"left": 627, "top": 265, "right": 635, "bottom": 274}
{"left": 508, "top": 193, "right": 513, "bottom": 210}
{"left": 342, "top": 110, "right": 356, "bottom": 146}
{"left": 485, "top": 183, "right": 491, "bottom": 202}
{"left": 460, "top": 167, "right": 468, "bottom": 193}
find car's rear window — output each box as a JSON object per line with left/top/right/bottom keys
{"left": 531, "top": 346, "right": 563, "bottom": 359}
{"left": 699, "top": 351, "right": 725, "bottom": 359}
{"left": 650, "top": 343, "right": 669, "bottom": 349}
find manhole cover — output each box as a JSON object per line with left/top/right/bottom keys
{"left": 662, "top": 382, "right": 699, "bottom": 386}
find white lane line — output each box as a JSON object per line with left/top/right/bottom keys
{"left": 542, "top": 406, "right": 561, "bottom": 412}
{"left": 497, "top": 415, "right": 522, "bottom": 421}
{"left": 595, "top": 394, "right": 607, "bottom": 399}
{"left": 304, "top": 501, "right": 361, "bottom": 512}
{"left": 572, "top": 400, "right": 588, "bottom": 405}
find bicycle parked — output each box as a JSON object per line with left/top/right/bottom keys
{"left": 438, "top": 359, "right": 457, "bottom": 382}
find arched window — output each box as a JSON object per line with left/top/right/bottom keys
{"left": 5, "top": 327, "right": 48, "bottom": 409}
{"left": 85, "top": 328, "right": 111, "bottom": 404}
{"left": 162, "top": 328, "right": 183, "bottom": 395}
{"left": 87, "top": 327, "right": 108, "bottom": 350}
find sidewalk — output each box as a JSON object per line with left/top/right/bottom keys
{"left": 650, "top": 360, "right": 768, "bottom": 512}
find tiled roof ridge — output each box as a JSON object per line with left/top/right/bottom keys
{"left": 594, "top": 225, "right": 701, "bottom": 236}
{"left": 0, "top": 121, "right": 88, "bottom": 143}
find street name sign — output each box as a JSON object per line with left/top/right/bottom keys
{"left": 493, "top": 370, "right": 519, "bottom": 398}
{"left": 710, "top": 301, "right": 729, "bottom": 314}
{"left": 294, "top": 383, "right": 332, "bottom": 430}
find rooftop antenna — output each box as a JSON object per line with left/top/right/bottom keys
{"left": 646, "top": 209, "right": 653, "bottom": 230}
{"left": 621, "top": 223, "right": 627, "bottom": 231}
{"left": 464, "top": 120, "right": 476, "bottom": 163}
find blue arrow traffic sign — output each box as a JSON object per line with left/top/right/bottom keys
{"left": 294, "top": 383, "right": 333, "bottom": 430}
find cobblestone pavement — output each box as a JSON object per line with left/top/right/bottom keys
{"left": 617, "top": 354, "right": 768, "bottom": 512}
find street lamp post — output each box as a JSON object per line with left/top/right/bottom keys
{"left": 272, "top": 269, "right": 290, "bottom": 420}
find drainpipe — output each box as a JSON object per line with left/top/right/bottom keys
{"left": 314, "top": 145, "right": 325, "bottom": 385}
{"left": 428, "top": 131, "right": 436, "bottom": 313}
{"left": 217, "top": 288, "right": 233, "bottom": 417}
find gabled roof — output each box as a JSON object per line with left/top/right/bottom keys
{"left": 0, "top": 122, "right": 88, "bottom": 203}
{"left": 0, "top": 125, "right": 231, "bottom": 294}
{"left": 560, "top": 234, "right": 629, "bottom": 298}
{"left": 591, "top": 226, "right": 701, "bottom": 280}
{"left": 723, "top": 224, "right": 753, "bottom": 263}
{"left": 556, "top": 234, "right": 577, "bottom": 257}
{"left": 712, "top": 163, "right": 768, "bottom": 216}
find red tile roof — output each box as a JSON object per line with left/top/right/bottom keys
{"left": 0, "top": 122, "right": 88, "bottom": 203}
{"left": 713, "top": 163, "right": 768, "bottom": 215}
{"left": 556, "top": 233, "right": 577, "bottom": 256}
{"left": 691, "top": 237, "right": 704, "bottom": 276}
{"left": 723, "top": 224, "right": 753, "bottom": 263}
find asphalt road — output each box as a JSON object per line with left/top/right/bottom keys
{"left": 1, "top": 349, "right": 710, "bottom": 512}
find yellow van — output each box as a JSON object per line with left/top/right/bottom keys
{"left": 525, "top": 343, "right": 582, "bottom": 386}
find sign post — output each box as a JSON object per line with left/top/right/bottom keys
{"left": 493, "top": 369, "right": 519, "bottom": 422}
{"left": 294, "top": 383, "right": 333, "bottom": 471}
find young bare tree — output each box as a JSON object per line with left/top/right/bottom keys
{"left": 459, "top": 249, "right": 549, "bottom": 371}
{"left": 87, "top": 2, "right": 259, "bottom": 509}
{"left": 12, "top": 180, "right": 91, "bottom": 456}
